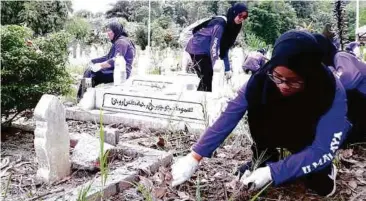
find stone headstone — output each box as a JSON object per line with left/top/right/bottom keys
{"left": 231, "top": 47, "right": 245, "bottom": 74}
{"left": 76, "top": 43, "right": 81, "bottom": 59}
{"left": 34, "top": 95, "right": 71, "bottom": 183}
{"left": 94, "top": 86, "right": 207, "bottom": 125}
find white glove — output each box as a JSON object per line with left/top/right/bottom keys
{"left": 241, "top": 166, "right": 272, "bottom": 191}
{"left": 213, "top": 59, "right": 225, "bottom": 72}
{"left": 225, "top": 71, "right": 232, "bottom": 80}
{"left": 171, "top": 153, "right": 200, "bottom": 187}
{"left": 91, "top": 63, "right": 102, "bottom": 72}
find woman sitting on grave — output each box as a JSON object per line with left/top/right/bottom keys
{"left": 77, "top": 21, "right": 136, "bottom": 100}
{"left": 185, "top": 3, "right": 248, "bottom": 92}
{"left": 170, "top": 30, "right": 352, "bottom": 197}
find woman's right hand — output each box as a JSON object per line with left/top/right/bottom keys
{"left": 171, "top": 152, "right": 202, "bottom": 187}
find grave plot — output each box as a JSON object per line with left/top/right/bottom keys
{"left": 1, "top": 95, "right": 172, "bottom": 201}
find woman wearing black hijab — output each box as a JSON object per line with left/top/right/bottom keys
{"left": 185, "top": 3, "right": 248, "bottom": 91}
{"left": 171, "top": 30, "right": 351, "bottom": 197}
{"left": 77, "top": 21, "right": 135, "bottom": 100}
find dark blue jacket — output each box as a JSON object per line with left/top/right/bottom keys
{"left": 193, "top": 30, "right": 351, "bottom": 186}
{"left": 185, "top": 18, "right": 230, "bottom": 71}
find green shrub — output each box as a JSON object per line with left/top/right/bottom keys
{"left": 1, "top": 25, "right": 72, "bottom": 125}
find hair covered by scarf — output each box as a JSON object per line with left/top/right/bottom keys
{"left": 108, "top": 21, "right": 128, "bottom": 43}
{"left": 246, "top": 30, "right": 336, "bottom": 116}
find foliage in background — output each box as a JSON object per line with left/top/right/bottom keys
{"left": 65, "top": 17, "right": 92, "bottom": 43}
{"left": 245, "top": 1, "right": 297, "bottom": 45}
{"left": 1, "top": 1, "right": 71, "bottom": 36}
{"left": 1, "top": 25, "right": 72, "bottom": 125}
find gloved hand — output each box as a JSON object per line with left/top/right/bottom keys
{"left": 91, "top": 63, "right": 102, "bottom": 72}
{"left": 225, "top": 71, "right": 232, "bottom": 80}
{"left": 213, "top": 59, "right": 225, "bottom": 72}
{"left": 171, "top": 153, "right": 200, "bottom": 187}
{"left": 240, "top": 166, "right": 272, "bottom": 191}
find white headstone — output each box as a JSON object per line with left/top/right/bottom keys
{"left": 76, "top": 43, "right": 81, "bottom": 59}
{"left": 231, "top": 47, "right": 245, "bottom": 74}
{"left": 181, "top": 51, "right": 192, "bottom": 73}
{"left": 34, "top": 95, "right": 70, "bottom": 183}
{"left": 137, "top": 50, "right": 150, "bottom": 76}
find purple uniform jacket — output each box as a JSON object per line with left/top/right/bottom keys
{"left": 242, "top": 52, "right": 266, "bottom": 71}
{"left": 185, "top": 23, "right": 230, "bottom": 72}
{"left": 91, "top": 36, "right": 135, "bottom": 79}
{"left": 333, "top": 52, "right": 366, "bottom": 94}
{"left": 193, "top": 77, "right": 350, "bottom": 186}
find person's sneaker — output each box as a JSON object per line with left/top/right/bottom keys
{"left": 326, "top": 164, "right": 338, "bottom": 197}
{"left": 235, "top": 161, "right": 252, "bottom": 178}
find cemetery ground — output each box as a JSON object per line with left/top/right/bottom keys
{"left": 1, "top": 115, "right": 366, "bottom": 201}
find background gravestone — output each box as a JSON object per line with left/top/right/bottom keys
{"left": 34, "top": 94, "right": 71, "bottom": 183}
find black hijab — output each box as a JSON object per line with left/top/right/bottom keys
{"left": 202, "top": 3, "right": 247, "bottom": 58}
{"left": 246, "top": 30, "right": 336, "bottom": 116}
{"left": 108, "top": 21, "right": 128, "bottom": 43}
{"left": 313, "top": 33, "right": 338, "bottom": 67}
{"left": 245, "top": 30, "right": 337, "bottom": 149}
{"left": 220, "top": 3, "right": 247, "bottom": 57}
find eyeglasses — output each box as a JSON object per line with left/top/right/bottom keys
{"left": 237, "top": 13, "right": 248, "bottom": 20}
{"left": 267, "top": 72, "right": 304, "bottom": 89}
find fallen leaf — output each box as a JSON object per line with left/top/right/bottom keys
{"left": 348, "top": 180, "right": 358, "bottom": 189}
{"left": 139, "top": 176, "right": 153, "bottom": 191}
{"left": 152, "top": 172, "right": 164, "bottom": 185}
{"left": 341, "top": 149, "right": 353, "bottom": 158}
{"left": 226, "top": 179, "right": 240, "bottom": 191}
{"left": 157, "top": 137, "right": 165, "bottom": 147}
{"left": 152, "top": 187, "right": 167, "bottom": 198}
{"left": 177, "top": 191, "right": 190, "bottom": 200}
{"left": 355, "top": 169, "right": 364, "bottom": 177}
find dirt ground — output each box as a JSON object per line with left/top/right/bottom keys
{"left": 1, "top": 119, "right": 366, "bottom": 201}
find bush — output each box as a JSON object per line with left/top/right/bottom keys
{"left": 1, "top": 25, "right": 72, "bottom": 125}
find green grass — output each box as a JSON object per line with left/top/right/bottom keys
{"left": 66, "top": 64, "right": 85, "bottom": 76}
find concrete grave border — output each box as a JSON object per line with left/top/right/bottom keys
{"left": 46, "top": 143, "right": 172, "bottom": 201}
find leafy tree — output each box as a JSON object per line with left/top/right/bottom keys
{"left": 1, "top": 1, "right": 25, "bottom": 25}
{"left": 290, "top": 1, "right": 315, "bottom": 19}
{"left": 1, "top": 1, "right": 71, "bottom": 36}
{"left": 135, "top": 25, "right": 148, "bottom": 50}
{"left": 74, "top": 9, "right": 94, "bottom": 19}
{"left": 360, "top": 7, "right": 366, "bottom": 26}
{"left": 246, "top": 1, "right": 297, "bottom": 45}
{"left": 65, "top": 17, "right": 92, "bottom": 42}
{"left": 1, "top": 25, "right": 72, "bottom": 126}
